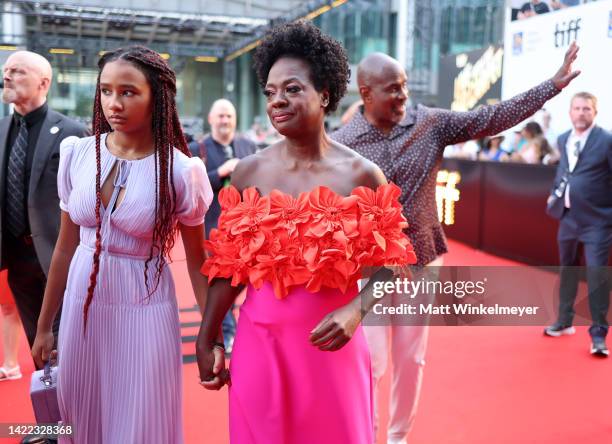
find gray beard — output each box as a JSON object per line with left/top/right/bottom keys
{"left": 1, "top": 88, "right": 18, "bottom": 104}
{"left": 215, "top": 127, "right": 234, "bottom": 140}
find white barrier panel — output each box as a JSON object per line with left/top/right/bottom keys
{"left": 502, "top": 0, "right": 612, "bottom": 135}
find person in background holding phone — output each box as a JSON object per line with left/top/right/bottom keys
{"left": 197, "top": 98, "right": 257, "bottom": 354}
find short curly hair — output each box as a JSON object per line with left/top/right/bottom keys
{"left": 253, "top": 20, "right": 350, "bottom": 114}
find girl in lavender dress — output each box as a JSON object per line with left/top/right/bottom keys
{"left": 32, "top": 46, "right": 212, "bottom": 443}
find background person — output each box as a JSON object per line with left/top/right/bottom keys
{"left": 199, "top": 99, "right": 257, "bottom": 239}
{"left": 519, "top": 0, "right": 551, "bottom": 19}
{"left": 479, "top": 134, "right": 506, "bottom": 161}
{"left": 332, "top": 43, "right": 580, "bottom": 444}
{"left": 197, "top": 98, "right": 257, "bottom": 353}
{"left": 0, "top": 51, "right": 88, "bottom": 366}
{"left": 508, "top": 121, "right": 551, "bottom": 164}
{"left": 0, "top": 270, "right": 22, "bottom": 381}
{"left": 545, "top": 92, "right": 612, "bottom": 357}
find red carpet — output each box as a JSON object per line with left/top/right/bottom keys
{"left": 1, "top": 239, "right": 611, "bottom": 443}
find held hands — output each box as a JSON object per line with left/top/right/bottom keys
{"left": 31, "top": 329, "right": 57, "bottom": 369}
{"left": 196, "top": 340, "right": 231, "bottom": 390}
{"left": 217, "top": 158, "right": 240, "bottom": 178}
{"left": 552, "top": 41, "right": 581, "bottom": 90}
{"left": 309, "top": 303, "right": 362, "bottom": 351}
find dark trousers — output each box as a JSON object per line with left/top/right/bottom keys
{"left": 557, "top": 210, "right": 612, "bottom": 336}
{"left": 3, "top": 232, "right": 60, "bottom": 368}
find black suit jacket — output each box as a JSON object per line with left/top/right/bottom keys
{"left": 552, "top": 125, "right": 612, "bottom": 229}
{"left": 0, "top": 108, "right": 89, "bottom": 274}
{"left": 197, "top": 135, "right": 257, "bottom": 237}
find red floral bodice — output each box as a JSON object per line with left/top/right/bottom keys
{"left": 201, "top": 183, "right": 417, "bottom": 298}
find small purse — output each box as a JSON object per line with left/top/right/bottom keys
{"left": 30, "top": 362, "right": 61, "bottom": 424}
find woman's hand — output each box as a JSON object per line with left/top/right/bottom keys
{"left": 31, "top": 329, "right": 57, "bottom": 369}
{"left": 195, "top": 278, "right": 240, "bottom": 391}
{"left": 196, "top": 339, "right": 230, "bottom": 390}
{"left": 309, "top": 303, "right": 362, "bottom": 351}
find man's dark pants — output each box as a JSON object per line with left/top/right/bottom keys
{"left": 557, "top": 209, "right": 612, "bottom": 336}
{"left": 3, "top": 232, "right": 60, "bottom": 367}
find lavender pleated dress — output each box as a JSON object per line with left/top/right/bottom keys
{"left": 55, "top": 134, "right": 212, "bottom": 444}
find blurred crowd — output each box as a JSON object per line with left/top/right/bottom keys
{"left": 511, "top": 0, "right": 590, "bottom": 20}
{"left": 185, "top": 104, "right": 577, "bottom": 167}
{"left": 445, "top": 108, "right": 565, "bottom": 165}
{"left": 184, "top": 116, "right": 282, "bottom": 153}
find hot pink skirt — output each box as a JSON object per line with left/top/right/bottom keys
{"left": 229, "top": 282, "right": 373, "bottom": 444}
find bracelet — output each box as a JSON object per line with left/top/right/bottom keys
{"left": 213, "top": 341, "right": 225, "bottom": 350}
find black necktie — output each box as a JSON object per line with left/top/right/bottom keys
{"left": 573, "top": 140, "right": 581, "bottom": 158}
{"left": 6, "top": 116, "right": 28, "bottom": 237}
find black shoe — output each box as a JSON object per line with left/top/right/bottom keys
{"left": 589, "top": 325, "right": 609, "bottom": 357}
{"left": 590, "top": 336, "right": 609, "bottom": 357}
{"left": 544, "top": 323, "right": 575, "bottom": 337}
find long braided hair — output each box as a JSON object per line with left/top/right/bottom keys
{"left": 84, "top": 45, "right": 189, "bottom": 330}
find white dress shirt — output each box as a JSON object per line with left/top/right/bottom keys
{"left": 564, "top": 124, "right": 594, "bottom": 208}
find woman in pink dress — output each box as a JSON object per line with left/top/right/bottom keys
{"left": 31, "top": 46, "right": 212, "bottom": 443}
{"left": 196, "top": 22, "right": 417, "bottom": 443}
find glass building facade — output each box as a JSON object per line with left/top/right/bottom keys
{"left": 408, "top": 0, "right": 505, "bottom": 104}
{"left": 314, "top": 1, "right": 397, "bottom": 65}
{"left": 229, "top": 0, "right": 505, "bottom": 130}
{"left": 228, "top": 0, "right": 399, "bottom": 131}
{"left": 1, "top": 0, "right": 504, "bottom": 131}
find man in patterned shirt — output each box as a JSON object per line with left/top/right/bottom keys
{"left": 332, "top": 43, "right": 580, "bottom": 444}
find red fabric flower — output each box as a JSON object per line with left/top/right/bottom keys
{"left": 351, "top": 184, "right": 416, "bottom": 266}
{"left": 262, "top": 190, "right": 310, "bottom": 237}
{"left": 307, "top": 186, "right": 359, "bottom": 239}
{"left": 201, "top": 184, "right": 417, "bottom": 298}
{"left": 220, "top": 188, "right": 270, "bottom": 261}
{"left": 201, "top": 234, "right": 250, "bottom": 287}
{"left": 216, "top": 186, "right": 242, "bottom": 227}
{"left": 306, "top": 248, "right": 360, "bottom": 294}
{"left": 224, "top": 188, "right": 270, "bottom": 235}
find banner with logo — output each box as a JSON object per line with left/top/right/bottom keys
{"left": 502, "top": 0, "right": 612, "bottom": 134}
{"left": 437, "top": 45, "right": 503, "bottom": 111}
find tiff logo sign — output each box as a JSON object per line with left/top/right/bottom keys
{"left": 436, "top": 170, "right": 461, "bottom": 226}
{"left": 554, "top": 18, "right": 581, "bottom": 47}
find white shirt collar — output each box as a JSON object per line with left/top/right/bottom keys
{"left": 569, "top": 123, "right": 595, "bottom": 143}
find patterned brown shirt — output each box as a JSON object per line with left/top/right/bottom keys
{"left": 331, "top": 80, "right": 560, "bottom": 265}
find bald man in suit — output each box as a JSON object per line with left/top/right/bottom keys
{"left": 1, "top": 51, "right": 88, "bottom": 365}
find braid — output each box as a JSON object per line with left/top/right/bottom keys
{"left": 84, "top": 46, "right": 190, "bottom": 327}
{"left": 84, "top": 81, "right": 111, "bottom": 332}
